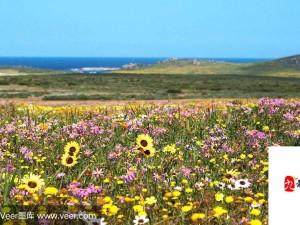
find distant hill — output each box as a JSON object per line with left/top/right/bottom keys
{"left": 113, "top": 54, "right": 300, "bottom": 77}
{"left": 1, "top": 54, "right": 300, "bottom": 78}
{"left": 272, "top": 54, "right": 300, "bottom": 68}
{"left": 239, "top": 54, "right": 300, "bottom": 76}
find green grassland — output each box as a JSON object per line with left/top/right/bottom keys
{"left": 0, "top": 55, "right": 300, "bottom": 101}
{"left": 0, "top": 66, "right": 69, "bottom": 76}
{"left": 0, "top": 73, "right": 300, "bottom": 100}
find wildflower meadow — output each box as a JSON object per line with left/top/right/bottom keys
{"left": 1, "top": 98, "right": 300, "bottom": 225}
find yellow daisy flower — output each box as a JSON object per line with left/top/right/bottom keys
{"left": 136, "top": 134, "right": 154, "bottom": 149}
{"left": 21, "top": 173, "right": 45, "bottom": 193}
{"left": 142, "top": 146, "right": 156, "bottom": 157}
{"left": 61, "top": 154, "right": 78, "bottom": 167}
{"left": 64, "top": 141, "right": 80, "bottom": 156}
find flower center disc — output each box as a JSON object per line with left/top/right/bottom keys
{"left": 69, "top": 147, "right": 76, "bottom": 153}
{"left": 144, "top": 150, "right": 150, "bottom": 155}
{"left": 140, "top": 140, "right": 148, "bottom": 147}
{"left": 28, "top": 181, "right": 37, "bottom": 188}
{"left": 67, "top": 157, "right": 74, "bottom": 164}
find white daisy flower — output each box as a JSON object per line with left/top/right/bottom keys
{"left": 133, "top": 215, "right": 149, "bottom": 224}
{"left": 195, "top": 182, "right": 204, "bottom": 189}
{"left": 235, "top": 179, "right": 251, "bottom": 188}
{"left": 174, "top": 186, "right": 182, "bottom": 191}
{"left": 82, "top": 216, "right": 107, "bottom": 225}
{"left": 215, "top": 182, "right": 226, "bottom": 189}
{"left": 227, "top": 183, "right": 240, "bottom": 190}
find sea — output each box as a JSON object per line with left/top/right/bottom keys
{"left": 0, "top": 57, "right": 270, "bottom": 73}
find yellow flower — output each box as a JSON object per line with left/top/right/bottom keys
{"left": 262, "top": 126, "right": 269, "bottom": 131}
{"left": 196, "top": 141, "right": 202, "bottom": 146}
{"left": 240, "top": 154, "right": 246, "bottom": 159}
{"left": 262, "top": 167, "right": 268, "bottom": 172}
{"left": 250, "top": 219, "right": 262, "bottom": 225}
{"left": 133, "top": 205, "right": 144, "bottom": 213}
{"left": 215, "top": 192, "right": 224, "bottom": 201}
{"left": 32, "top": 193, "right": 39, "bottom": 201}
{"left": 21, "top": 173, "right": 45, "bottom": 193}
{"left": 259, "top": 199, "right": 266, "bottom": 204}
{"left": 250, "top": 209, "right": 261, "bottom": 216}
{"left": 38, "top": 123, "right": 49, "bottom": 131}
{"left": 101, "top": 204, "right": 118, "bottom": 216}
{"left": 185, "top": 188, "right": 193, "bottom": 193}
{"left": 138, "top": 211, "right": 147, "bottom": 216}
{"left": 104, "top": 196, "right": 113, "bottom": 204}
{"left": 38, "top": 206, "right": 47, "bottom": 215}
{"left": 255, "top": 193, "right": 265, "bottom": 198}
{"left": 109, "top": 205, "right": 119, "bottom": 215}
{"left": 172, "top": 190, "right": 181, "bottom": 197}
{"left": 244, "top": 197, "right": 254, "bottom": 203}
{"left": 145, "top": 196, "right": 157, "bottom": 205}
{"left": 162, "top": 214, "right": 168, "bottom": 219}
{"left": 181, "top": 205, "right": 192, "bottom": 213}
{"left": 139, "top": 146, "right": 156, "bottom": 157}
{"left": 251, "top": 200, "right": 261, "bottom": 208}
{"left": 136, "top": 134, "right": 154, "bottom": 149}
{"left": 225, "top": 196, "right": 234, "bottom": 203}
{"left": 1, "top": 207, "right": 11, "bottom": 213}
{"left": 64, "top": 141, "right": 80, "bottom": 156}
{"left": 164, "top": 192, "right": 173, "bottom": 198}
{"left": 191, "top": 213, "right": 205, "bottom": 222}
{"left": 61, "top": 154, "right": 78, "bottom": 167}
{"left": 163, "top": 144, "right": 176, "bottom": 153}
{"left": 44, "top": 187, "right": 58, "bottom": 196}
{"left": 213, "top": 206, "right": 228, "bottom": 217}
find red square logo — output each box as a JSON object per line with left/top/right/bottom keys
{"left": 284, "top": 176, "right": 295, "bottom": 192}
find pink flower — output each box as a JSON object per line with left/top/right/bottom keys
{"left": 92, "top": 168, "right": 104, "bottom": 178}
{"left": 124, "top": 170, "right": 135, "bottom": 182}
{"left": 181, "top": 168, "right": 192, "bottom": 177}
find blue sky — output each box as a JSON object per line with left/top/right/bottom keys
{"left": 0, "top": 0, "right": 299, "bottom": 58}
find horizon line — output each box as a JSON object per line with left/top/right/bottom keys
{"left": 0, "top": 56, "right": 275, "bottom": 59}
